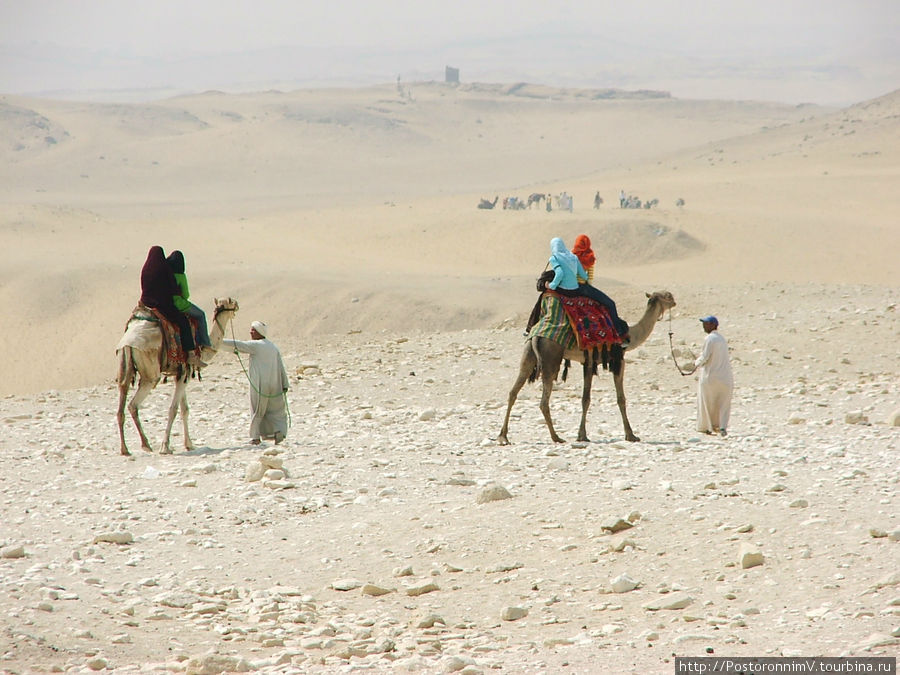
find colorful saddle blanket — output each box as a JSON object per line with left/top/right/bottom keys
{"left": 528, "top": 292, "right": 621, "bottom": 351}
{"left": 130, "top": 306, "right": 198, "bottom": 366}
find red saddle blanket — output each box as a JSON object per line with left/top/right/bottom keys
{"left": 547, "top": 291, "right": 622, "bottom": 351}
{"left": 132, "top": 305, "right": 199, "bottom": 366}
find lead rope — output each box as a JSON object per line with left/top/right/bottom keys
{"left": 228, "top": 321, "right": 292, "bottom": 429}
{"left": 668, "top": 310, "right": 696, "bottom": 377}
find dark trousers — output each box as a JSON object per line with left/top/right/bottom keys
{"left": 577, "top": 284, "right": 629, "bottom": 336}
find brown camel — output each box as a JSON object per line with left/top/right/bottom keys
{"left": 498, "top": 290, "right": 677, "bottom": 445}
{"left": 116, "top": 297, "right": 239, "bottom": 455}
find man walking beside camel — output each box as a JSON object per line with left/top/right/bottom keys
{"left": 223, "top": 321, "right": 290, "bottom": 445}
{"left": 692, "top": 315, "right": 733, "bottom": 437}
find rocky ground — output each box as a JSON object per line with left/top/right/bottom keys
{"left": 1, "top": 282, "right": 897, "bottom": 674}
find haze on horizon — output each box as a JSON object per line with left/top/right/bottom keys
{"left": 1, "top": 0, "right": 898, "bottom": 105}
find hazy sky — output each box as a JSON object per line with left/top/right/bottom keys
{"left": 2, "top": 0, "right": 898, "bottom": 104}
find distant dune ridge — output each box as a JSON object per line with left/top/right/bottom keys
{"left": 0, "top": 82, "right": 898, "bottom": 395}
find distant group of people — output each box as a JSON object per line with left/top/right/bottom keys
{"left": 537, "top": 236, "right": 733, "bottom": 434}
{"left": 137, "top": 246, "right": 289, "bottom": 445}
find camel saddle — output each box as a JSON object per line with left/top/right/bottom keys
{"left": 126, "top": 304, "right": 199, "bottom": 367}
{"left": 530, "top": 291, "right": 622, "bottom": 351}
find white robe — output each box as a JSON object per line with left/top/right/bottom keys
{"left": 694, "top": 330, "right": 733, "bottom": 433}
{"left": 223, "top": 337, "right": 290, "bottom": 441}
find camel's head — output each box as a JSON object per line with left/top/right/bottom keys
{"left": 645, "top": 291, "right": 676, "bottom": 318}
{"left": 214, "top": 297, "right": 240, "bottom": 315}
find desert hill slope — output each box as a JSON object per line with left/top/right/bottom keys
{"left": 0, "top": 84, "right": 897, "bottom": 395}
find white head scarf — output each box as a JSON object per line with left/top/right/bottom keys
{"left": 251, "top": 320, "right": 268, "bottom": 338}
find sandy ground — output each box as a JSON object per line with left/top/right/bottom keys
{"left": 0, "top": 83, "right": 898, "bottom": 673}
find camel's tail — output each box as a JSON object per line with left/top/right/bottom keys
{"left": 117, "top": 347, "right": 135, "bottom": 388}
{"left": 527, "top": 336, "right": 543, "bottom": 383}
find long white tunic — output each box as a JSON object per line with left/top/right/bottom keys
{"left": 694, "top": 330, "right": 734, "bottom": 433}
{"left": 223, "top": 337, "right": 290, "bottom": 441}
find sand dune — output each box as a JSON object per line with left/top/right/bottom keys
{"left": 1, "top": 84, "right": 898, "bottom": 395}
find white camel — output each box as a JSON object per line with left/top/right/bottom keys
{"left": 116, "top": 298, "right": 239, "bottom": 455}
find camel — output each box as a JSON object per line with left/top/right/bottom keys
{"left": 527, "top": 193, "right": 545, "bottom": 208}
{"left": 116, "top": 297, "right": 239, "bottom": 456}
{"left": 477, "top": 196, "right": 499, "bottom": 210}
{"left": 498, "top": 289, "right": 676, "bottom": 445}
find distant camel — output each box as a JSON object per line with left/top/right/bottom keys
{"left": 478, "top": 196, "right": 499, "bottom": 210}
{"left": 498, "top": 286, "right": 676, "bottom": 445}
{"left": 116, "top": 298, "right": 239, "bottom": 455}
{"left": 527, "top": 193, "right": 545, "bottom": 208}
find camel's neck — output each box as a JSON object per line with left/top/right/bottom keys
{"left": 203, "top": 309, "right": 236, "bottom": 360}
{"left": 627, "top": 299, "right": 665, "bottom": 349}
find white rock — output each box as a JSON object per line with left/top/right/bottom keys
{"left": 643, "top": 594, "right": 693, "bottom": 611}
{"left": 405, "top": 582, "right": 439, "bottom": 597}
{"left": 244, "top": 462, "right": 266, "bottom": 482}
{"left": 92, "top": 531, "right": 133, "bottom": 545}
{"left": 331, "top": 578, "right": 362, "bottom": 591}
{"left": 184, "top": 652, "right": 251, "bottom": 674}
{"left": 361, "top": 583, "right": 394, "bottom": 596}
{"left": 501, "top": 606, "right": 528, "bottom": 621}
{"left": 1, "top": 545, "right": 25, "bottom": 559}
{"left": 739, "top": 543, "right": 765, "bottom": 569}
{"left": 845, "top": 411, "right": 869, "bottom": 425}
{"left": 610, "top": 573, "right": 640, "bottom": 593}
{"left": 476, "top": 484, "right": 512, "bottom": 504}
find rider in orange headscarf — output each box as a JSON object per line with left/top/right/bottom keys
{"left": 571, "top": 234, "right": 630, "bottom": 342}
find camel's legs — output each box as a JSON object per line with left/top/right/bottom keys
{"left": 534, "top": 338, "right": 565, "bottom": 444}
{"left": 128, "top": 376, "right": 157, "bottom": 452}
{"left": 179, "top": 385, "right": 194, "bottom": 451}
{"left": 117, "top": 350, "right": 134, "bottom": 455}
{"left": 117, "top": 381, "right": 131, "bottom": 456}
{"left": 613, "top": 362, "right": 639, "bottom": 442}
{"left": 497, "top": 344, "right": 538, "bottom": 445}
{"left": 577, "top": 358, "right": 595, "bottom": 442}
{"left": 160, "top": 375, "right": 189, "bottom": 454}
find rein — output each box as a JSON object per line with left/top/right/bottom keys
{"left": 227, "top": 320, "right": 292, "bottom": 428}
{"left": 667, "top": 310, "right": 696, "bottom": 377}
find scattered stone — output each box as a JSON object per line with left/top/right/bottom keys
{"left": 789, "top": 499, "right": 809, "bottom": 508}
{"left": 476, "top": 483, "right": 512, "bottom": 504}
{"left": 869, "top": 528, "right": 888, "bottom": 539}
{"left": 405, "top": 582, "right": 439, "bottom": 597}
{"left": 739, "top": 543, "right": 765, "bottom": 569}
{"left": 416, "top": 613, "right": 445, "bottom": 629}
{"left": 361, "top": 583, "right": 394, "bottom": 597}
{"left": 184, "top": 652, "right": 250, "bottom": 674}
{"left": 610, "top": 573, "right": 640, "bottom": 593}
{"left": 244, "top": 462, "right": 267, "bottom": 482}
{"left": 501, "top": 606, "right": 528, "bottom": 621}
{"left": 601, "top": 517, "right": 634, "bottom": 534}
{"left": 644, "top": 594, "right": 693, "bottom": 611}
{"left": 92, "top": 531, "right": 133, "bottom": 545}
{"left": 86, "top": 657, "right": 108, "bottom": 671}
{"left": 331, "top": 579, "right": 362, "bottom": 592}
{"left": 1, "top": 544, "right": 25, "bottom": 559}
{"left": 393, "top": 565, "right": 414, "bottom": 577}
{"left": 855, "top": 633, "right": 897, "bottom": 652}
{"left": 845, "top": 411, "right": 869, "bottom": 425}
{"left": 889, "top": 409, "right": 900, "bottom": 427}
{"left": 736, "top": 524, "right": 754, "bottom": 533}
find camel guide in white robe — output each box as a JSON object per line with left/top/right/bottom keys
{"left": 223, "top": 321, "right": 290, "bottom": 445}
{"left": 693, "top": 315, "right": 733, "bottom": 437}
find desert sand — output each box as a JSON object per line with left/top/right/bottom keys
{"left": 0, "top": 83, "right": 898, "bottom": 673}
